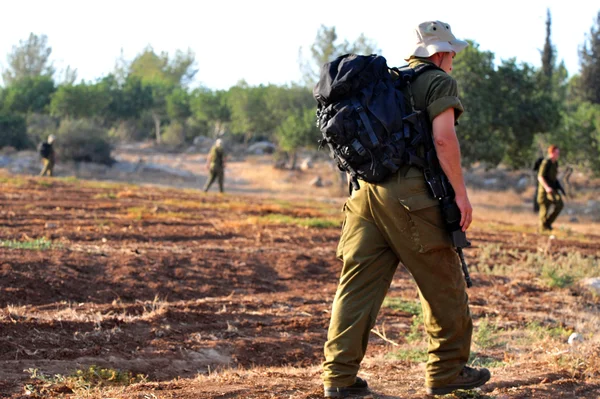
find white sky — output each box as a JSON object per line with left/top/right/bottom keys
{"left": 1, "top": 0, "right": 597, "bottom": 90}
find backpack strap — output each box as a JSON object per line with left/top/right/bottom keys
{"left": 350, "top": 97, "right": 379, "bottom": 147}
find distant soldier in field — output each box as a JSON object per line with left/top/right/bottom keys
{"left": 39, "top": 134, "right": 56, "bottom": 177}
{"left": 203, "top": 138, "right": 226, "bottom": 193}
{"left": 537, "top": 144, "right": 564, "bottom": 231}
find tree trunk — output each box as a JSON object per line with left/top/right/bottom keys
{"left": 290, "top": 151, "right": 297, "bottom": 170}
{"left": 152, "top": 111, "right": 161, "bottom": 144}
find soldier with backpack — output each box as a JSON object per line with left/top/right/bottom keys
{"left": 39, "top": 134, "right": 56, "bottom": 177}
{"left": 537, "top": 145, "right": 564, "bottom": 231}
{"left": 318, "top": 21, "right": 490, "bottom": 397}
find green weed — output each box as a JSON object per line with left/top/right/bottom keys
{"left": 257, "top": 214, "right": 339, "bottom": 228}
{"left": 24, "top": 366, "right": 146, "bottom": 396}
{"left": 406, "top": 314, "right": 425, "bottom": 344}
{"left": 474, "top": 318, "right": 503, "bottom": 349}
{"left": 0, "top": 237, "right": 56, "bottom": 250}
{"left": 526, "top": 321, "right": 572, "bottom": 340}
{"left": 382, "top": 297, "right": 421, "bottom": 315}
{"left": 93, "top": 192, "right": 117, "bottom": 200}
{"left": 469, "top": 352, "right": 505, "bottom": 368}
{"left": 542, "top": 266, "right": 575, "bottom": 288}
{"left": 37, "top": 180, "right": 53, "bottom": 187}
{"left": 385, "top": 347, "right": 428, "bottom": 363}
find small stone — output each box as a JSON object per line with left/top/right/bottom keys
{"left": 45, "top": 222, "right": 57, "bottom": 229}
{"left": 568, "top": 332, "right": 583, "bottom": 345}
{"left": 309, "top": 176, "right": 323, "bottom": 187}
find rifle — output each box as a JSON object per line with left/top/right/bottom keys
{"left": 403, "top": 109, "right": 473, "bottom": 288}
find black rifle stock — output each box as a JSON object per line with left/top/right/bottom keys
{"left": 404, "top": 109, "right": 473, "bottom": 288}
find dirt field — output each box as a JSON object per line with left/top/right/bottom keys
{"left": 1, "top": 165, "right": 600, "bottom": 398}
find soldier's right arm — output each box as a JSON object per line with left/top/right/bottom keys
{"left": 432, "top": 108, "right": 472, "bottom": 231}
{"left": 537, "top": 160, "right": 552, "bottom": 193}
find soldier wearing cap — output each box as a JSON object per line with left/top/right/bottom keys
{"left": 203, "top": 138, "right": 226, "bottom": 193}
{"left": 39, "top": 134, "right": 56, "bottom": 177}
{"left": 321, "top": 21, "right": 490, "bottom": 398}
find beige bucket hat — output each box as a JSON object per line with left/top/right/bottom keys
{"left": 405, "top": 20, "right": 468, "bottom": 61}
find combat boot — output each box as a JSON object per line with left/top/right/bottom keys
{"left": 426, "top": 366, "right": 490, "bottom": 395}
{"left": 324, "top": 377, "right": 372, "bottom": 398}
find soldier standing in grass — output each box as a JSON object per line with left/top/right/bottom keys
{"left": 537, "top": 145, "right": 564, "bottom": 232}
{"left": 321, "top": 21, "right": 490, "bottom": 398}
{"left": 203, "top": 138, "right": 226, "bottom": 193}
{"left": 39, "top": 134, "right": 56, "bottom": 177}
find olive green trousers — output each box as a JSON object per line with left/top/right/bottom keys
{"left": 204, "top": 167, "right": 224, "bottom": 193}
{"left": 40, "top": 158, "right": 55, "bottom": 177}
{"left": 322, "top": 167, "right": 472, "bottom": 389}
{"left": 537, "top": 189, "right": 563, "bottom": 229}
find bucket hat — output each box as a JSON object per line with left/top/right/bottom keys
{"left": 405, "top": 20, "right": 468, "bottom": 60}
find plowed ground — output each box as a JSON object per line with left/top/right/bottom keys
{"left": 1, "top": 175, "right": 600, "bottom": 398}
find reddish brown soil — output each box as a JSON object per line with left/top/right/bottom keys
{"left": 1, "top": 176, "right": 599, "bottom": 398}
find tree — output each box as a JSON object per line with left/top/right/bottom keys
{"left": 189, "top": 88, "right": 230, "bottom": 138}
{"left": 2, "top": 33, "right": 55, "bottom": 85}
{"left": 452, "top": 41, "right": 504, "bottom": 167}
{"left": 126, "top": 46, "right": 198, "bottom": 143}
{"left": 579, "top": 11, "right": 600, "bottom": 104}
{"left": 49, "top": 82, "right": 112, "bottom": 120}
{"left": 226, "top": 82, "right": 273, "bottom": 142}
{"left": 299, "top": 25, "right": 378, "bottom": 86}
{"left": 0, "top": 113, "right": 28, "bottom": 149}
{"left": 275, "top": 107, "right": 320, "bottom": 169}
{"left": 1, "top": 76, "right": 55, "bottom": 114}
{"left": 540, "top": 8, "right": 555, "bottom": 90}
{"left": 495, "top": 59, "right": 560, "bottom": 168}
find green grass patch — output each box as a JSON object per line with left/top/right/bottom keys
{"left": 385, "top": 347, "right": 428, "bottom": 362}
{"left": 24, "top": 366, "right": 146, "bottom": 396}
{"left": 542, "top": 266, "right": 575, "bottom": 288}
{"left": 93, "top": 192, "right": 117, "bottom": 200}
{"left": 382, "top": 297, "right": 421, "bottom": 315}
{"left": 469, "top": 352, "right": 505, "bottom": 368}
{"left": 0, "top": 176, "right": 28, "bottom": 186}
{"left": 474, "top": 318, "right": 503, "bottom": 350}
{"left": 526, "top": 321, "right": 572, "bottom": 341}
{"left": 36, "top": 179, "right": 54, "bottom": 187}
{"left": 0, "top": 237, "right": 57, "bottom": 250}
{"left": 257, "top": 213, "right": 340, "bottom": 228}
{"left": 406, "top": 314, "right": 425, "bottom": 344}
{"left": 60, "top": 176, "right": 80, "bottom": 184}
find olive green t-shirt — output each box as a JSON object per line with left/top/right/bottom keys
{"left": 538, "top": 157, "right": 558, "bottom": 185}
{"left": 209, "top": 146, "right": 224, "bottom": 168}
{"left": 406, "top": 59, "right": 464, "bottom": 124}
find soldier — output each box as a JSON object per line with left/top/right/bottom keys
{"left": 203, "top": 138, "right": 226, "bottom": 193}
{"left": 322, "top": 21, "right": 490, "bottom": 398}
{"left": 39, "top": 134, "right": 56, "bottom": 177}
{"left": 537, "top": 145, "right": 564, "bottom": 231}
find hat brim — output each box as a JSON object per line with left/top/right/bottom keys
{"left": 405, "top": 39, "right": 468, "bottom": 61}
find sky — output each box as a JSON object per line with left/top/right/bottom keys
{"left": 0, "top": 0, "right": 598, "bottom": 90}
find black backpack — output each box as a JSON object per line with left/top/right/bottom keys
{"left": 532, "top": 156, "right": 544, "bottom": 172}
{"left": 313, "top": 54, "right": 434, "bottom": 190}
{"left": 39, "top": 142, "right": 52, "bottom": 158}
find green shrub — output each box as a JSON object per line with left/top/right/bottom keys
{"left": 55, "top": 119, "right": 113, "bottom": 165}
{"left": 26, "top": 113, "right": 58, "bottom": 146}
{"left": 0, "top": 112, "right": 29, "bottom": 149}
{"left": 161, "top": 121, "right": 187, "bottom": 146}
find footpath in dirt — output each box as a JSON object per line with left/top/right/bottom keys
{"left": 1, "top": 173, "right": 600, "bottom": 398}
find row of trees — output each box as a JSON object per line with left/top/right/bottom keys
{"left": 1, "top": 11, "right": 599, "bottom": 172}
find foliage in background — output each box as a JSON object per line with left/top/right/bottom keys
{"left": 0, "top": 14, "right": 599, "bottom": 174}
{"left": 55, "top": 119, "right": 113, "bottom": 165}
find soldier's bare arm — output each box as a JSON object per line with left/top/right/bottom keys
{"left": 432, "top": 108, "right": 472, "bottom": 231}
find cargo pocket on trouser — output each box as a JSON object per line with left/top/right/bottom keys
{"left": 336, "top": 202, "right": 349, "bottom": 260}
{"left": 399, "top": 192, "right": 452, "bottom": 253}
